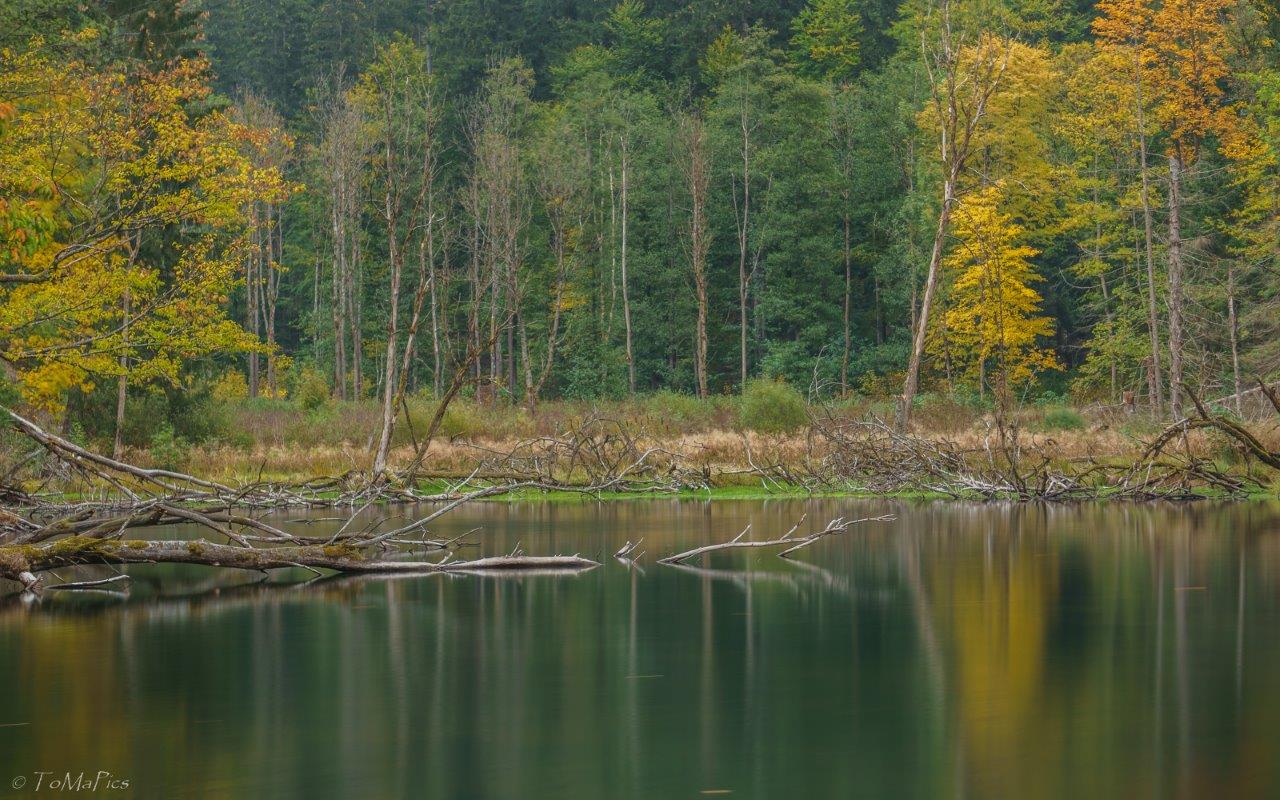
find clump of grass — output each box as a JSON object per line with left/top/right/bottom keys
{"left": 738, "top": 378, "right": 807, "bottom": 434}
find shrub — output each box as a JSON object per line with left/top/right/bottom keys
{"left": 437, "top": 398, "right": 494, "bottom": 439}
{"left": 642, "top": 390, "right": 717, "bottom": 432}
{"left": 149, "top": 423, "right": 190, "bottom": 470}
{"left": 293, "top": 367, "right": 331, "bottom": 411}
{"left": 1037, "top": 406, "right": 1086, "bottom": 432}
{"left": 0, "top": 374, "right": 20, "bottom": 407}
{"left": 210, "top": 370, "right": 248, "bottom": 403}
{"left": 738, "top": 378, "right": 807, "bottom": 434}
{"left": 401, "top": 395, "right": 493, "bottom": 440}
{"left": 913, "top": 392, "right": 981, "bottom": 433}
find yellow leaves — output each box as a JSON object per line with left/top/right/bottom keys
{"left": 1055, "top": 45, "right": 1139, "bottom": 153}
{"left": 1093, "top": 0, "right": 1237, "bottom": 153}
{"left": 917, "top": 37, "right": 1057, "bottom": 229}
{"left": 0, "top": 36, "right": 294, "bottom": 410}
{"left": 937, "top": 185, "right": 1059, "bottom": 388}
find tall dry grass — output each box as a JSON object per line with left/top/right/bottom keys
{"left": 118, "top": 392, "right": 1280, "bottom": 485}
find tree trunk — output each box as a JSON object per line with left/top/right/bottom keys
{"left": 898, "top": 179, "right": 954, "bottom": 430}
{"left": 113, "top": 289, "right": 130, "bottom": 459}
{"left": 532, "top": 218, "right": 567, "bottom": 406}
{"left": 247, "top": 202, "right": 261, "bottom": 398}
{"left": 332, "top": 191, "right": 348, "bottom": 401}
{"left": 1228, "top": 262, "right": 1242, "bottom": 416}
{"left": 1167, "top": 148, "right": 1185, "bottom": 419}
{"left": 737, "top": 114, "right": 752, "bottom": 390}
{"left": 373, "top": 176, "right": 403, "bottom": 475}
{"left": 350, "top": 236, "right": 364, "bottom": 400}
{"left": 689, "top": 118, "right": 711, "bottom": 399}
{"left": 265, "top": 203, "right": 281, "bottom": 398}
{"left": 841, "top": 211, "right": 852, "bottom": 394}
{"left": 621, "top": 138, "right": 635, "bottom": 396}
{"left": 1135, "top": 61, "right": 1164, "bottom": 415}
{"left": 429, "top": 232, "right": 442, "bottom": 397}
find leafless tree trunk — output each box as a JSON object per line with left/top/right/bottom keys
{"left": 1228, "top": 262, "right": 1242, "bottom": 416}
{"left": 678, "top": 111, "right": 712, "bottom": 398}
{"left": 735, "top": 106, "right": 754, "bottom": 389}
{"left": 620, "top": 132, "right": 635, "bottom": 396}
{"left": 1135, "top": 67, "right": 1164, "bottom": 415}
{"left": 315, "top": 76, "right": 364, "bottom": 401}
{"left": 371, "top": 58, "right": 442, "bottom": 476}
{"left": 842, "top": 212, "right": 852, "bottom": 394}
{"left": 429, "top": 225, "right": 444, "bottom": 397}
{"left": 247, "top": 201, "right": 261, "bottom": 397}
{"left": 113, "top": 288, "right": 130, "bottom": 459}
{"left": 264, "top": 202, "right": 282, "bottom": 398}
{"left": 464, "top": 61, "right": 531, "bottom": 406}
{"left": 1166, "top": 147, "right": 1185, "bottom": 419}
{"left": 898, "top": 8, "right": 1009, "bottom": 430}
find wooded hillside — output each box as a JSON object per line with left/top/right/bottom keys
{"left": 3, "top": 0, "right": 1280, "bottom": 449}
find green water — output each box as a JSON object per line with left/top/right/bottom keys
{"left": 2, "top": 499, "right": 1280, "bottom": 799}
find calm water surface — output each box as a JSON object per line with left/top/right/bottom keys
{"left": 3, "top": 499, "right": 1280, "bottom": 799}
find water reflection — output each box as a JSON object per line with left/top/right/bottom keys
{"left": 2, "top": 500, "right": 1280, "bottom": 799}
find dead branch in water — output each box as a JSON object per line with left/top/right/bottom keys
{"left": 0, "top": 408, "right": 630, "bottom": 594}
{"left": 44, "top": 574, "right": 132, "bottom": 591}
{"left": 657, "top": 515, "right": 894, "bottom": 565}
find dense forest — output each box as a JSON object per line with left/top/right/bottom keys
{"left": 4, "top": 0, "right": 1280, "bottom": 457}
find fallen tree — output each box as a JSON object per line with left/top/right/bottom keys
{"left": 0, "top": 539, "right": 597, "bottom": 592}
{"left": 1, "top": 409, "right": 671, "bottom": 594}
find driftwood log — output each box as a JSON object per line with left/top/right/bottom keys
{"left": 1, "top": 537, "right": 598, "bottom": 592}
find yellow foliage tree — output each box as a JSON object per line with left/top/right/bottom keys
{"left": 1093, "top": 0, "right": 1238, "bottom": 416}
{"left": 0, "top": 33, "right": 292, "bottom": 411}
{"left": 939, "top": 185, "right": 1059, "bottom": 394}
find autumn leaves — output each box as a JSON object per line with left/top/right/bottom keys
{"left": 0, "top": 34, "right": 290, "bottom": 412}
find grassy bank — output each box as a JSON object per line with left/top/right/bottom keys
{"left": 12, "top": 387, "right": 1270, "bottom": 497}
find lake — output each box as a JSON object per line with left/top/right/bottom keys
{"left": 2, "top": 499, "right": 1279, "bottom": 799}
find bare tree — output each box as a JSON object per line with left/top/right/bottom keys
{"left": 676, "top": 110, "right": 712, "bottom": 398}
{"left": 1131, "top": 53, "right": 1164, "bottom": 414}
{"left": 897, "top": 3, "right": 1010, "bottom": 430}
{"left": 464, "top": 59, "right": 534, "bottom": 405}
{"left": 313, "top": 72, "right": 366, "bottom": 402}
{"left": 359, "top": 40, "right": 442, "bottom": 476}
{"left": 618, "top": 103, "right": 636, "bottom": 396}
{"left": 233, "top": 91, "right": 292, "bottom": 399}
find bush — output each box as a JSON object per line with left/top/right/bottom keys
{"left": 210, "top": 370, "right": 248, "bottom": 403}
{"left": 149, "top": 423, "right": 190, "bottom": 470}
{"left": 293, "top": 367, "right": 331, "bottom": 411}
{"left": 642, "top": 390, "right": 718, "bottom": 431}
{"left": 0, "top": 374, "right": 20, "bottom": 408}
{"left": 738, "top": 378, "right": 808, "bottom": 434}
{"left": 1037, "top": 406, "right": 1086, "bottom": 432}
{"left": 73, "top": 381, "right": 227, "bottom": 448}
{"left": 913, "top": 392, "right": 982, "bottom": 433}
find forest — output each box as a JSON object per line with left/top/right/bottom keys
{"left": 6, "top": 4, "right": 1280, "bottom": 790}
{"left": 3, "top": 0, "right": 1280, "bottom": 478}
